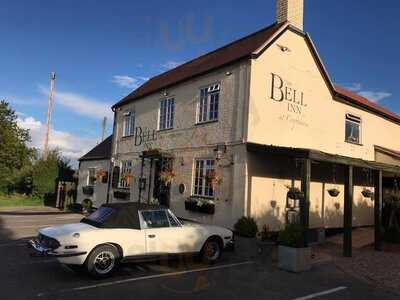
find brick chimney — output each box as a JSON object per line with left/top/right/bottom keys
{"left": 276, "top": 0, "right": 304, "bottom": 31}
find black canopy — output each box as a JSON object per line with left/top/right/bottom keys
{"left": 82, "top": 202, "right": 165, "bottom": 230}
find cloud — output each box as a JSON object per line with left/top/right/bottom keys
{"left": 111, "top": 75, "right": 148, "bottom": 89}
{"left": 17, "top": 116, "right": 98, "bottom": 161}
{"left": 343, "top": 83, "right": 392, "bottom": 103}
{"left": 38, "top": 86, "right": 113, "bottom": 120}
{"left": 161, "top": 60, "right": 182, "bottom": 70}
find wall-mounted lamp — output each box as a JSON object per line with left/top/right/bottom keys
{"left": 163, "top": 90, "right": 169, "bottom": 96}
{"left": 213, "top": 144, "right": 227, "bottom": 160}
{"left": 225, "top": 71, "right": 232, "bottom": 76}
{"left": 277, "top": 44, "right": 291, "bottom": 52}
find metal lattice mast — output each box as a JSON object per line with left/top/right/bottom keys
{"left": 43, "top": 72, "right": 56, "bottom": 160}
{"left": 101, "top": 116, "right": 107, "bottom": 142}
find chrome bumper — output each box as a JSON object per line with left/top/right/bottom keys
{"left": 28, "top": 239, "right": 86, "bottom": 258}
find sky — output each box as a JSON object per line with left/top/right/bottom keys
{"left": 1, "top": 0, "right": 399, "bottom": 167}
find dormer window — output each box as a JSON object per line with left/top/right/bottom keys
{"left": 123, "top": 112, "right": 135, "bottom": 137}
{"left": 345, "top": 114, "right": 361, "bottom": 144}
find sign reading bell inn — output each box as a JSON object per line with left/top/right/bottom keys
{"left": 270, "top": 73, "right": 307, "bottom": 114}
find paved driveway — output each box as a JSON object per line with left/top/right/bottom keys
{"left": 0, "top": 207, "right": 397, "bottom": 300}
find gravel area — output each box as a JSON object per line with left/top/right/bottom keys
{"left": 334, "top": 247, "right": 400, "bottom": 295}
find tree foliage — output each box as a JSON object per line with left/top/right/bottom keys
{"left": 0, "top": 100, "right": 34, "bottom": 193}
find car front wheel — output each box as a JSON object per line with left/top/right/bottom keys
{"left": 201, "top": 238, "right": 222, "bottom": 264}
{"left": 86, "top": 245, "right": 120, "bottom": 278}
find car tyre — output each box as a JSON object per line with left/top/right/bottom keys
{"left": 200, "top": 237, "right": 222, "bottom": 264}
{"left": 85, "top": 244, "right": 120, "bottom": 279}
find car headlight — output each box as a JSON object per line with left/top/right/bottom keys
{"left": 72, "top": 233, "right": 80, "bottom": 238}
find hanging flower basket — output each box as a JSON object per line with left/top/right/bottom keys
{"left": 328, "top": 188, "right": 340, "bottom": 197}
{"left": 286, "top": 186, "right": 304, "bottom": 200}
{"left": 160, "top": 168, "right": 176, "bottom": 184}
{"left": 207, "top": 171, "right": 223, "bottom": 189}
{"left": 361, "top": 188, "right": 373, "bottom": 198}
{"left": 122, "top": 172, "right": 133, "bottom": 186}
{"left": 95, "top": 169, "right": 107, "bottom": 181}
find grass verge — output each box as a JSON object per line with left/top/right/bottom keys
{"left": 0, "top": 194, "right": 44, "bottom": 207}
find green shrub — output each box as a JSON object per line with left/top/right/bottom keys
{"left": 82, "top": 199, "right": 93, "bottom": 211}
{"left": 234, "top": 216, "right": 258, "bottom": 238}
{"left": 384, "top": 226, "right": 400, "bottom": 244}
{"left": 278, "top": 223, "right": 305, "bottom": 248}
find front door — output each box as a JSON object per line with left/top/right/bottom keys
{"left": 153, "top": 159, "right": 171, "bottom": 207}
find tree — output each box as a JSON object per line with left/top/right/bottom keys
{"left": 30, "top": 149, "right": 75, "bottom": 204}
{"left": 0, "top": 100, "right": 34, "bottom": 193}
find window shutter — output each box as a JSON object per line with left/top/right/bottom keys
{"left": 112, "top": 166, "right": 120, "bottom": 188}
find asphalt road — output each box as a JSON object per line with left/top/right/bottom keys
{"left": 0, "top": 207, "right": 397, "bottom": 300}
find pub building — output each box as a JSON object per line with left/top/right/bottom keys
{"left": 95, "top": 0, "right": 400, "bottom": 254}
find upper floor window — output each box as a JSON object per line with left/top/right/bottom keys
{"left": 87, "top": 168, "right": 96, "bottom": 186}
{"left": 193, "top": 158, "right": 215, "bottom": 198}
{"left": 159, "top": 98, "right": 175, "bottom": 130}
{"left": 198, "top": 83, "right": 220, "bottom": 123}
{"left": 123, "top": 112, "right": 135, "bottom": 137}
{"left": 119, "top": 160, "right": 132, "bottom": 188}
{"left": 345, "top": 114, "right": 361, "bottom": 144}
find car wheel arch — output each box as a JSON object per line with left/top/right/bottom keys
{"left": 204, "top": 235, "right": 223, "bottom": 249}
{"left": 85, "top": 242, "right": 123, "bottom": 264}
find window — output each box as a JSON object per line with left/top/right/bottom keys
{"left": 88, "top": 168, "right": 96, "bottom": 186}
{"left": 141, "top": 210, "right": 170, "bottom": 228}
{"left": 123, "top": 112, "right": 135, "bottom": 137}
{"left": 159, "top": 98, "right": 175, "bottom": 130}
{"left": 198, "top": 84, "right": 220, "bottom": 123}
{"left": 345, "top": 114, "right": 361, "bottom": 144}
{"left": 119, "top": 160, "right": 132, "bottom": 188}
{"left": 193, "top": 159, "right": 215, "bottom": 198}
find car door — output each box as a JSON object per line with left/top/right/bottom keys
{"left": 140, "top": 209, "right": 190, "bottom": 255}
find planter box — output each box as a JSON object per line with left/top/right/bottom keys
{"left": 113, "top": 190, "right": 130, "bottom": 200}
{"left": 278, "top": 245, "right": 311, "bottom": 273}
{"left": 184, "top": 200, "right": 215, "bottom": 215}
{"left": 82, "top": 186, "right": 94, "bottom": 196}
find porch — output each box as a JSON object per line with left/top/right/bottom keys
{"left": 247, "top": 143, "right": 400, "bottom": 257}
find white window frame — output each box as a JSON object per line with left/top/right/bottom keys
{"left": 158, "top": 98, "right": 175, "bottom": 130}
{"left": 197, "top": 83, "right": 220, "bottom": 124}
{"left": 123, "top": 112, "right": 135, "bottom": 137}
{"left": 119, "top": 160, "right": 133, "bottom": 188}
{"left": 192, "top": 158, "right": 215, "bottom": 198}
{"left": 345, "top": 113, "right": 362, "bottom": 144}
{"left": 87, "top": 168, "right": 96, "bottom": 186}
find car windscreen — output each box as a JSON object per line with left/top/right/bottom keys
{"left": 81, "top": 206, "right": 116, "bottom": 227}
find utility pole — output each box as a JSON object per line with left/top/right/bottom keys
{"left": 101, "top": 116, "right": 107, "bottom": 142}
{"left": 43, "top": 72, "right": 56, "bottom": 160}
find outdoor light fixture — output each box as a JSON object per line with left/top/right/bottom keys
{"left": 277, "top": 44, "right": 290, "bottom": 52}
{"left": 214, "top": 144, "right": 227, "bottom": 160}
{"left": 225, "top": 71, "right": 232, "bottom": 76}
{"left": 163, "top": 90, "right": 169, "bottom": 96}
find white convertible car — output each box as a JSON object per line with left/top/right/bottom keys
{"left": 29, "top": 203, "right": 234, "bottom": 278}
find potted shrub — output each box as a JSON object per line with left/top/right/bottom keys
{"left": 278, "top": 223, "right": 311, "bottom": 273}
{"left": 327, "top": 188, "right": 340, "bottom": 197}
{"left": 81, "top": 199, "right": 93, "bottom": 214}
{"left": 234, "top": 216, "right": 258, "bottom": 238}
{"left": 82, "top": 186, "right": 94, "bottom": 196}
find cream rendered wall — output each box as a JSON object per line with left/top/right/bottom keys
{"left": 77, "top": 159, "right": 110, "bottom": 208}
{"left": 246, "top": 29, "right": 391, "bottom": 229}
{"left": 111, "top": 61, "right": 250, "bottom": 228}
